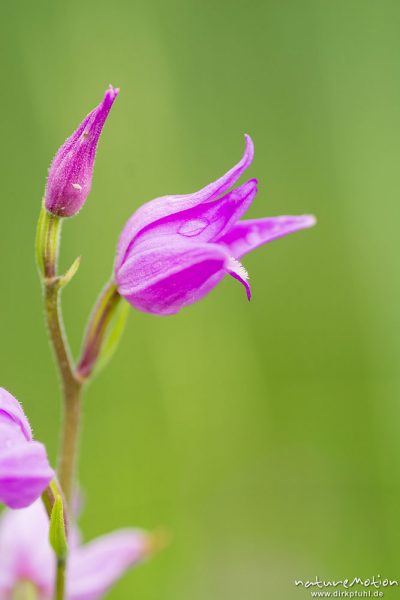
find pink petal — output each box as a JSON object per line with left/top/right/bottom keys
{"left": 133, "top": 179, "right": 258, "bottom": 248}
{"left": 116, "top": 239, "right": 229, "bottom": 315}
{"left": 0, "top": 501, "right": 54, "bottom": 598}
{"left": 0, "top": 418, "right": 27, "bottom": 452}
{"left": 0, "top": 387, "right": 32, "bottom": 442}
{"left": 0, "top": 442, "right": 54, "bottom": 509}
{"left": 219, "top": 215, "right": 317, "bottom": 258}
{"left": 116, "top": 134, "right": 254, "bottom": 271}
{"left": 68, "top": 530, "right": 149, "bottom": 600}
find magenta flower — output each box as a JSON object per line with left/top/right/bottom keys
{"left": 0, "top": 500, "right": 150, "bottom": 599}
{"left": 45, "top": 85, "right": 119, "bottom": 218}
{"left": 115, "top": 135, "right": 316, "bottom": 316}
{"left": 0, "top": 388, "right": 54, "bottom": 509}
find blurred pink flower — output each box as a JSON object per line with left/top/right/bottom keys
{"left": 115, "top": 135, "right": 315, "bottom": 315}
{"left": 0, "top": 500, "right": 150, "bottom": 599}
{"left": 45, "top": 85, "right": 119, "bottom": 217}
{"left": 0, "top": 388, "right": 54, "bottom": 509}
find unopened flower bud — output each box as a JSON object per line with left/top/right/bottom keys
{"left": 45, "top": 85, "right": 119, "bottom": 217}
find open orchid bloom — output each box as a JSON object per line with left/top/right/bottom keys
{"left": 0, "top": 500, "right": 150, "bottom": 599}
{"left": 115, "top": 135, "right": 316, "bottom": 315}
{"left": 45, "top": 85, "right": 119, "bottom": 217}
{"left": 0, "top": 388, "right": 54, "bottom": 509}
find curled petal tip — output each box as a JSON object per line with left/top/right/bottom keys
{"left": 247, "top": 177, "right": 258, "bottom": 190}
{"left": 226, "top": 256, "right": 251, "bottom": 300}
{"left": 103, "top": 85, "right": 119, "bottom": 108}
{"left": 243, "top": 134, "right": 254, "bottom": 166}
{"left": 106, "top": 85, "right": 120, "bottom": 101}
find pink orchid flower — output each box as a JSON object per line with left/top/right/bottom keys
{"left": 115, "top": 135, "right": 315, "bottom": 316}
{"left": 0, "top": 500, "right": 150, "bottom": 599}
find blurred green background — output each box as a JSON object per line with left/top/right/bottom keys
{"left": 1, "top": 0, "right": 400, "bottom": 597}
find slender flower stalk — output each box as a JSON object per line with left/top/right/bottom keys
{"left": 36, "top": 207, "right": 81, "bottom": 599}
{"left": 56, "top": 562, "right": 66, "bottom": 600}
{"left": 37, "top": 206, "right": 83, "bottom": 506}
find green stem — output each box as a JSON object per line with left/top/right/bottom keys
{"left": 37, "top": 207, "right": 84, "bottom": 505}
{"left": 37, "top": 208, "right": 78, "bottom": 600}
{"left": 44, "top": 279, "right": 83, "bottom": 504}
{"left": 55, "top": 560, "right": 66, "bottom": 600}
{"left": 36, "top": 204, "right": 61, "bottom": 279}
{"left": 44, "top": 281, "right": 82, "bottom": 506}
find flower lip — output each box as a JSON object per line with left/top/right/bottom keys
{"left": 116, "top": 239, "right": 229, "bottom": 316}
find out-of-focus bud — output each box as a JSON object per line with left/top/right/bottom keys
{"left": 49, "top": 494, "right": 68, "bottom": 560}
{"left": 45, "top": 85, "right": 119, "bottom": 218}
